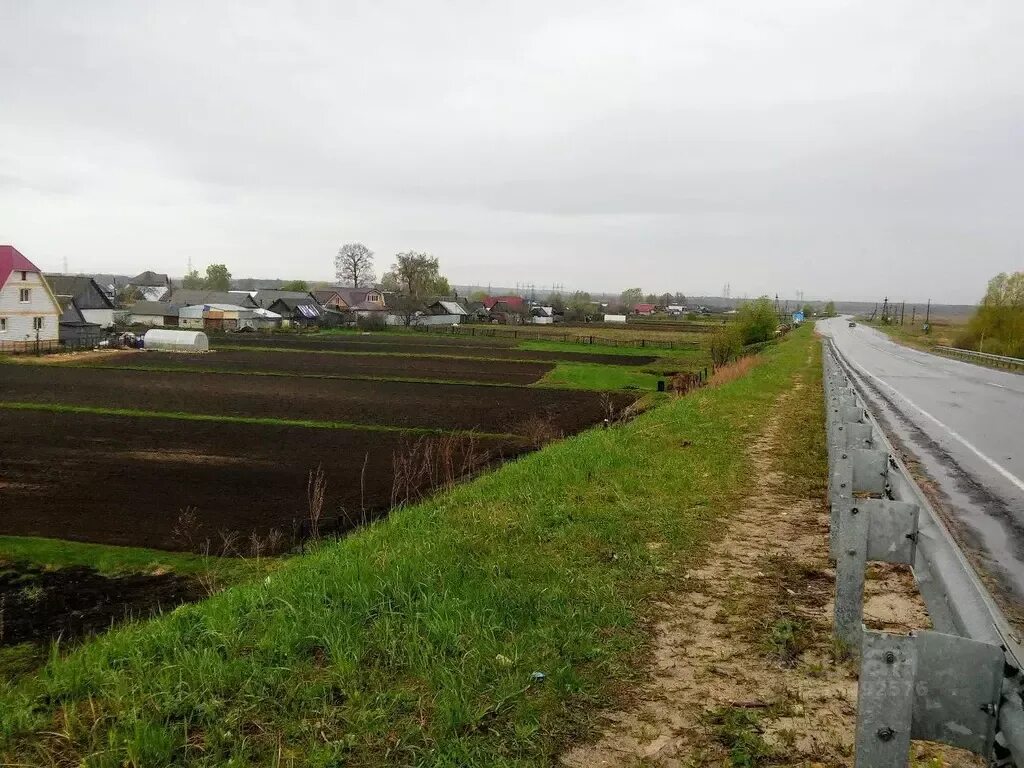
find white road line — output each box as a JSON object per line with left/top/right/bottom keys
{"left": 988, "top": 382, "right": 1008, "bottom": 390}
{"left": 841, "top": 351, "right": 1024, "bottom": 495}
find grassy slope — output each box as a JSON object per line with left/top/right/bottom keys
{"left": 1, "top": 327, "right": 816, "bottom": 767}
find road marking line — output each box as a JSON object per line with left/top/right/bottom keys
{"left": 842, "top": 354, "right": 1024, "bottom": 495}
{"left": 987, "top": 382, "right": 1007, "bottom": 390}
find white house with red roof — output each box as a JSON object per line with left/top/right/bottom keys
{"left": 0, "top": 245, "right": 61, "bottom": 348}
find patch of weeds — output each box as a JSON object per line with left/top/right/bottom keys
{"left": 760, "top": 616, "right": 812, "bottom": 666}
{"left": 17, "top": 585, "right": 44, "bottom": 603}
{"left": 705, "top": 706, "right": 777, "bottom": 767}
{"left": 0, "top": 644, "right": 44, "bottom": 681}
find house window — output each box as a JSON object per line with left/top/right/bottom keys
{"left": 33, "top": 317, "right": 44, "bottom": 331}
{"left": 19, "top": 288, "right": 30, "bottom": 303}
{"left": 0, "top": 318, "right": 6, "bottom": 331}
{"left": 20, "top": 271, "right": 27, "bottom": 281}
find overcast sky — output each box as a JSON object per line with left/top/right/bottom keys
{"left": 2, "top": 1, "right": 1021, "bottom": 303}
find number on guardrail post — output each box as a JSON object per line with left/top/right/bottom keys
{"left": 856, "top": 632, "right": 917, "bottom": 767}
{"left": 855, "top": 630, "right": 1004, "bottom": 766}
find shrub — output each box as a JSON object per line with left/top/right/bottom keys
{"left": 356, "top": 313, "right": 386, "bottom": 331}
{"left": 709, "top": 326, "right": 743, "bottom": 367}
{"left": 734, "top": 297, "right": 778, "bottom": 344}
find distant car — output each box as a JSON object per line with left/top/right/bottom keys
{"left": 848, "top": 321, "right": 857, "bottom": 327}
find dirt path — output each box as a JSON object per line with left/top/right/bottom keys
{"left": 563, "top": 379, "right": 979, "bottom": 767}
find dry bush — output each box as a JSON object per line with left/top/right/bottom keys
{"left": 391, "top": 433, "right": 487, "bottom": 506}
{"left": 517, "top": 415, "right": 562, "bottom": 448}
{"left": 171, "top": 507, "right": 200, "bottom": 550}
{"left": 669, "top": 371, "right": 704, "bottom": 395}
{"left": 307, "top": 464, "right": 327, "bottom": 540}
{"left": 709, "top": 355, "right": 761, "bottom": 387}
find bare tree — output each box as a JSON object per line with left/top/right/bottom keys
{"left": 335, "top": 243, "right": 376, "bottom": 288}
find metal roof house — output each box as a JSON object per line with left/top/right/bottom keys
{"left": 130, "top": 301, "right": 182, "bottom": 326}
{"left": 0, "top": 245, "right": 61, "bottom": 350}
{"left": 422, "top": 300, "right": 468, "bottom": 325}
{"left": 128, "top": 271, "right": 172, "bottom": 301}
{"left": 179, "top": 303, "right": 256, "bottom": 331}
{"left": 44, "top": 274, "right": 117, "bottom": 328}
{"left": 56, "top": 295, "right": 103, "bottom": 345}
{"left": 173, "top": 289, "right": 259, "bottom": 308}
{"left": 267, "top": 297, "right": 325, "bottom": 327}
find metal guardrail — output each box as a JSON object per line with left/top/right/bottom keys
{"left": 934, "top": 345, "right": 1024, "bottom": 369}
{"left": 823, "top": 339, "right": 1024, "bottom": 766}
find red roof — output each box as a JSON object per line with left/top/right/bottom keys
{"left": 633, "top": 303, "right": 657, "bottom": 313}
{"left": 0, "top": 245, "right": 42, "bottom": 287}
{"left": 482, "top": 295, "right": 526, "bottom": 311}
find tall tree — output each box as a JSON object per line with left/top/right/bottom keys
{"left": 204, "top": 264, "right": 231, "bottom": 292}
{"left": 390, "top": 251, "right": 448, "bottom": 298}
{"left": 661, "top": 292, "right": 673, "bottom": 306}
{"left": 182, "top": 269, "right": 204, "bottom": 289}
{"left": 336, "top": 243, "right": 376, "bottom": 288}
{"left": 620, "top": 287, "right": 643, "bottom": 309}
{"left": 566, "top": 291, "right": 593, "bottom": 321}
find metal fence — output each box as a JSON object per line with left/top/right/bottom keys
{"left": 0, "top": 338, "right": 113, "bottom": 356}
{"left": 934, "top": 345, "right": 1024, "bottom": 370}
{"left": 823, "top": 339, "right": 1024, "bottom": 765}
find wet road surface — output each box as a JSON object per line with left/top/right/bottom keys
{"left": 819, "top": 317, "right": 1024, "bottom": 607}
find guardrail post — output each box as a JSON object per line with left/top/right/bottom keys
{"left": 856, "top": 631, "right": 917, "bottom": 766}
{"left": 835, "top": 500, "right": 919, "bottom": 645}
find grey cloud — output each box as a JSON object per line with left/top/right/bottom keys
{"left": 1, "top": 0, "right": 1022, "bottom": 302}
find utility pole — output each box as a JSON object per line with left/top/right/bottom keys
{"left": 881, "top": 296, "right": 890, "bottom": 323}
{"left": 911, "top": 306, "right": 916, "bottom": 324}
{"left": 924, "top": 299, "right": 931, "bottom": 334}
{"left": 901, "top": 302, "right": 906, "bottom": 325}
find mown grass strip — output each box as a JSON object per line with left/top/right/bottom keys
{"left": 213, "top": 343, "right": 651, "bottom": 366}
{"left": 0, "top": 536, "right": 264, "bottom": 581}
{"left": 59, "top": 363, "right": 526, "bottom": 389}
{"left": 0, "top": 327, "right": 816, "bottom": 767}
{"left": 0, "top": 402, "right": 520, "bottom": 441}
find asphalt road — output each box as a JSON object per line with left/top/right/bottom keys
{"left": 818, "top": 317, "right": 1024, "bottom": 606}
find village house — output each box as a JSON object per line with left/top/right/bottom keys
{"left": 335, "top": 287, "right": 387, "bottom": 318}
{"left": 128, "top": 271, "right": 172, "bottom": 301}
{"left": 44, "top": 274, "right": 117, "bottom": 328}
{"left": 172, "top": 289, "right": 259, "bottom": 308}
{"left": 421, "top": 300, "right": 468, "bottom": 325}
{"left": 312, "top": 289, "right": 346, "bottom": 309}
{"left": 0, "top": 245, "right": 61, "bottom": 350}
{"left": 632, "top": 303, "right": 657, "bottom": 316}
{"left": 130, "top": 300, "right": 182, "bottom": 327}
{"left": 179, "top": 303, "right": 256, "bottom": 331}
{"left": 56, "top": 296, "right": 103, "bottom": 346}
{"left": 267, "top": 297, "right": 324, "bottom": 328}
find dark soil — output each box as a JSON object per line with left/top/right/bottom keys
{"left": 0, "top": 409, "right": 525, "bottom": 550}
{"left": 0, "top": 562, "right": 201, "bottom": 645}
{"left": 88, "top": 349, "right": 554, "bottom": 385}
{"left": 0, "top": 366, "right": 635, "bottom": 436}
{"left": 213, "top": 335, "right": 657, "bottom": 366}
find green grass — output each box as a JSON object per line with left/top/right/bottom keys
{"left": 0, "top": 536, "right": 255, "bottom": 580}
{"left": 57, "top": 362, "right": 522, "bottom": 389}
{"left": 705, "top": 707, "right": 776, "bottom": 767}
{"left": 0, "top": 402, "right": 520, "bottom": 441}
{"left": 534, "top": 362, "right": 666, "bottom": 391}
{"left": 516, "top": 339, "right": 690, "bottom": 357}
{"left": 0, "top": 326, "right": 817, "bottom": 767}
